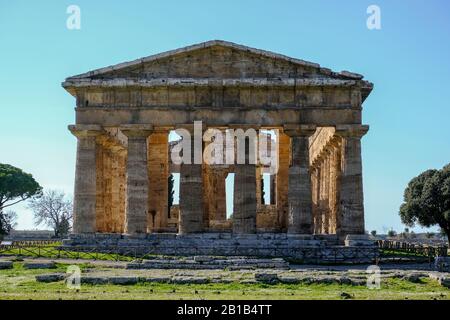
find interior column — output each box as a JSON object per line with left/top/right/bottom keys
{"left": 233, "top": 135, "right": 257, "bottom": 234}
{"left": 179, "top": 127, "right": 204, "bottom": 234}
{"left": 311, "top": 165, "right": 320, "bottom": 234}
{"left": 276, "top": 131, "right": 290, "bottom": 230}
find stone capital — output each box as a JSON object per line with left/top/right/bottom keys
{"left": 228, "top": 124, "right": 261, "bottom": 131}
{"left": 69, "top": 124, "right": 103, "bottom": 138}
{"left": 175, "top": 123, "right": 205, "bottom": 134}
{"left": 328, "top": 136, "right": 342, "bottom": 148}
{"left": 335, "top": 124, "right": 369, "bottom": 138}
{"left": 152, "top": 126, "right": 172, "bottom": 134}
{"left": 119, "top": 124, "right": 153, "bottom": 137}
{"left": 283, "top": 124, "right": 317, "bottom": 137}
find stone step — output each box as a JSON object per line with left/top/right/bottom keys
{"left": 126, "top": 256, "right": 290, "bottom": 270}
{"left": 23, "top": 262, "right": 57, "bottom": 269}
{"left": 0, "top": 261, "right": 13, "bottom": 269}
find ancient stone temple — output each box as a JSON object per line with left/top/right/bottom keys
{"left": 62, "top": 40, "right": 375, "bottom": 262}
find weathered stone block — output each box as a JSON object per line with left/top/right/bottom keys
{"left": 24, "top": 262, "right": 57, "bottom": 269}
{"left": 171, "top": 276, "right": 209, "bottom": 284}
{"left": 109, "top": 276, "right": 139, "bottom": 285}
{"left": 344, "top": 234, "right": 376, "bottom": 247}
{"left": 35, "top": 273, "right": 66, "bottom": 283}
{"left": 279, "top": 277, "right": 300, "bottom": 284}
{"left": 144, "top": 277, "right": 171, "bottom": 283}
{"left": 435, "top": 256, "right": 450, "bottom": 272}
{"left": 0, "top": 261, "right": 13, "bottom": 269}
{"left": 255, "top": 273, "right": 279, "bottom": 284}
{"left": 193, "top": 256, "right": 214, "bottom": 263}
{"left": 438, "top": 277, "right": 450, "bottom": 288}
{"left": 81, "top": 276, "right": 109, "bottom": 285}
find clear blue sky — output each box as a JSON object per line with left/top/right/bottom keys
{"left": 1, "top": 0, "right": 449, "bottom": 233}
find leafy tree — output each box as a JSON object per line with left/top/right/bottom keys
{"left": 399, "top": 164, "right": 450, "bottom": 244}
{"left": 28, "top": 190, "right": 72, "bottom": 237}
{"left": 0, "top": 210, "right": 17, "bottom": 239}
{"left": 370, "top": 230, "right": 377, "bottom": 237}
{"left": 400, "top": 228, "right": 410, "bottom": 240}
{"left": 387, "top": 229, "right": 397, "bottom": 237}
{"left": 0, "top": 163, "right": 42, "bottom": 236}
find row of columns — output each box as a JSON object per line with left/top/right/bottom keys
{"left": 310, "top": 125, "right": 368, "bottom": 237}
{"left": 70, "top": 124, "right": 368, "bottom": 237}
{"left": 95, "top": 139, "right": 126, "bottom": 233}
{"left": 311, "top": 139, "right": 341, "bottom": 235}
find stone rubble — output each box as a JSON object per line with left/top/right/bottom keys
{"left": 35, "top": 273, "right": 66, "bottom": 283}
{"left": 33, "top": 262, "right": 450, "bottom": 289}
{"left": 23, "top": 262, "right": 56, "bottom": 269}
{"left": 0, "top": 261, "right": 13, "bottom": 269}
{"left": 435, "top": 257, "right": 450, "bottom": 272}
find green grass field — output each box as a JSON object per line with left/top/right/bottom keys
{"left": 0, "top": 262, "right": 448, "bottom": 300}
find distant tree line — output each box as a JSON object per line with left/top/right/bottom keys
{"left": 0, "top": 163, "right": 73, "bottom": 239}
{"left": 399, "top": 163, "right": 450, "bottom": 244}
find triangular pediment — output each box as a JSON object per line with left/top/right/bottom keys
{"left": 65, "top": 40, "right": 365, "bottom": 82}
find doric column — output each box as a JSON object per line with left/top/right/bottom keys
{"left": 328, "top": 140, "right": 341, "bottom": 234}
{"left": 332, "top": 140, "right": 342, "bottom": 235}
{"left": 95, "top": 132, "right": 127, "bottom": 234}
{"left": 69, "top": 125, "right": 103, "bottom": 234}
{"left": 208, "top": 167, "right": 228, "bottom": 221}
{"left": 311, "top": 165, "right": 320, "bottom": 234}
{"left": 95, "top": 144, "right": 105, "bottom": 232}
{"left": 233, "top": 133, "right": 257, "bottom": 234}
{"left": 323, "top": 150, "right": 331, "bottom": 234}
{"left": 179, "top": 126, "right": 204, "bottom": 234}
{"left": 117, "top": 151, "right": 127, "bottom": 233}
{"left": 335, "top": 124, "right": 369, "bottom": 236}
{"left": 147, "top": 130, "right": 169, "bottom": 232}
{"left": 120, "top": 125, "right": 153, "bottom": 235}
{"left": 319, "top": 157, "right": 326, "bottom": 233}
{"left": 202, "top": 164, "right": 212, "bottom": 226}
{"left": 97, "top": 146, "right": 113, "bottom": 233}
{"left": 110, "top": 147, "right": 124, "bottom": 233}
{"left": 276, "top": 131, "right": 290, "bottom": 230}
{"left": 284, "top": 124, "right": 316, "bottom": 234}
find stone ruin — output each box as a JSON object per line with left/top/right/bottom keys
{"left": 62, "top": 40, "right": 376, "bottom": 263}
